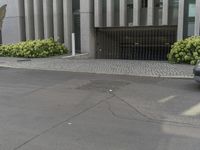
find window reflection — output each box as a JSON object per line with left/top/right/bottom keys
{"left": 169, "top": 0, "right": 179, "bottom": 25}
{"left": 183, "top": 0, "right": 196, "bottom": 37}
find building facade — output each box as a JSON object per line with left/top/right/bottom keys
{"left": 0, "top": 0, "right": 199, "bottom": 60}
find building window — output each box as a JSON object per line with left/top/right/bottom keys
{"left": 142, "top": 0, "right": 148, "bottom": 8}
{"left": 127, "top": 4, "right": 133, "bottom": 9}
{"left": 127, "top": 0, "right": 133, "bottom": 26}
{"left": 155, "top": 0, "right": 163, "bottom": 8}
{"left": 168, "top": 0, "right": 179, "bottom": 25}
{"left": 184, "top": 0, "right": 196, "bottom": 37}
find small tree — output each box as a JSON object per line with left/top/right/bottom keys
{"left": 0, "top": 5, "right": 7, "bottom": 31}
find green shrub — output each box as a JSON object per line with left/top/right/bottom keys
{"left": 0, "top": 38, "right": 68, "bottom": 58}
{"left": 168, "top": 36, "right": 200, "bottom": 65}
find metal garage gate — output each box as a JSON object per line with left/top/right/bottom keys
{"left": 96, "top": 26, "right": 177, "bottom": 60}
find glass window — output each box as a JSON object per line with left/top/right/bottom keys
{"left": 114, "top": 0, "right": 120, "bottom": 26}
{"left": 102, "top": 0, "right": 107, "bottom": 26}
{"left": 154, "top": 0, "right": 163, "bottom": 25}
{"left": 169, "top": 0, "right": 179, "bottom": 25}
{"left": 73, "top": 0, "right": 80, "bottom": 52}
{"left": 188, "top": 1, "right": 196, "bottom": 17}
{"left": 142, "top": 0, "right": 148, "bottom": 8}
{"left": 184, "top": 0, "right": 196, "bottom": 37}
{"left": 127, "top": 0, "right": 133, "bottom": 26}
{"left": 155, "top": 0, "right": 163, "bottom": 8}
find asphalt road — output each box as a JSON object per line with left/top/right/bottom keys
{"left": 0, "top": 67, "right": 199, "bottom": 150}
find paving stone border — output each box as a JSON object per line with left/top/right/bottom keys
{"left": 0, "top": 57, "right": 194, "bottom": 79}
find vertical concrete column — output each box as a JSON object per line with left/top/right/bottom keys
{"left": 80, "top": 0, "right": 95, "bottom": 57}
{"left": 63, "top": 0, "right": 73, "bottom": 50}
{"left": 195, "top": 0, "right": 200, "bottom": 36}
{"left": 162, "top": 0, "right": 169, "bottom": 25}
{"left": 53, "top": 0, "right": 64, "bottom": 42}
{"left": 133, "top": 0, "right": 141, "bottom": 26}
{"left": 34, "top": 0, "right": 44, "bottom": 39}
{"left": 177, "top": 0, "right": 185, "bottom": 40}
{"left": 24, "top": 0, "right": 35, "bottom": 40}
{"left": 119, "top": 0, "right": 127, "bottom": 26}
{"left": 106, "top": 0, "right": 115, "bottom": 27}
{"left": 43, "top": 0, "right": 54, "bottom": 39}
{"left": 94, "top": 0, "right": 103, "bottom": 27}
{"left": 147, "top": 0, "right": 154, "bottom": 25}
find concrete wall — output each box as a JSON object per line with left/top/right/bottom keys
{"left": 0, "top": 0, "right": 25, "bottom": 44}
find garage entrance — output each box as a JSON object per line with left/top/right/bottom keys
{"left": 96, "top": 26, "right": 177, "bottom": 60}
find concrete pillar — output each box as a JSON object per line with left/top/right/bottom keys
{"left": 53, "top": 0, "right": 64, "bottom": 42}
{"left": 119, "top": 0, "right": 127, "bottom": 26}
{"left": 147, "top": 0, "right": 154, "bottom": 25}
{"left": 106, "top": 0, "right": 114, "bottom": 27}
{"left": 94, "top": 0, "right": 103, "bottom": 27}
{"left": 43, "top": 0, "right": 54, "bottom": 39}
{"left": 162, "top": 0, "right": 169, "bottom": 25}
{"left": 63, "top": 0, "right": 73, "bottom": 50}
{"left": 195, "top": 0, "right": 200, "bottom": 36}
{"left": 177, "top": 0, "right": 186, "bottom": 40}
{"left": 34, "top": 0, "right": 44, "bottom": 39}
{"left": 24, "top": 0, "right": 35, "bottom": 40}
{"left": 80, "top": 0, "right": 95, "bottom": 57}
{"left": 133, "top": 0, "right": 141, "bottom": 26}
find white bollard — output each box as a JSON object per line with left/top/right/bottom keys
{"left": 72, "top": 33, "right": 76, "bottom": 56}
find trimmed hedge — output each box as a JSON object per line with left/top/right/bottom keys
{"left": 168, "top": 36, "right": 200, "bottom": 65}
{"left": 0, "top": 38, "right": 67, "bottom": 58}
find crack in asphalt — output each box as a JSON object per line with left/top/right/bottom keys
{"left": 12, "top": 89, "right": 200, "bottom": 150}
{"left": 105, "top": 100, "right": 200, "bottom": 128}
{"left": 106, "top": 100, "right": 144, "bottom": 121}
{"left": 108, "top": 92, "right": 200, "bottom": 129}
{"left": 13, "top": 94, "right": 114, "bottom": 150}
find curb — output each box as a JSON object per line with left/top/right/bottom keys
{"left": 0, "top": 64, "right": 194, "bottom": 79}
{"left": 62, "top": 53, "right": 89, "bottom": 59}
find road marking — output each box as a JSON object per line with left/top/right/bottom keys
{"left": 158, "top": 95, "right": 177, "bottom": 103}
{"left": 182, "top": 102, "right": 200, "bottom": 116}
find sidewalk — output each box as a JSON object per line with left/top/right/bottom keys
{"left": 0, "top": 57, "right": 194, "bottom": 78}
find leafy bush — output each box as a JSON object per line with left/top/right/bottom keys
{"left": 168, "top": 36, "right": 200, "bottom": 65}
{"left": 0, "top": 38, "right": 67, "bottom": 58}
